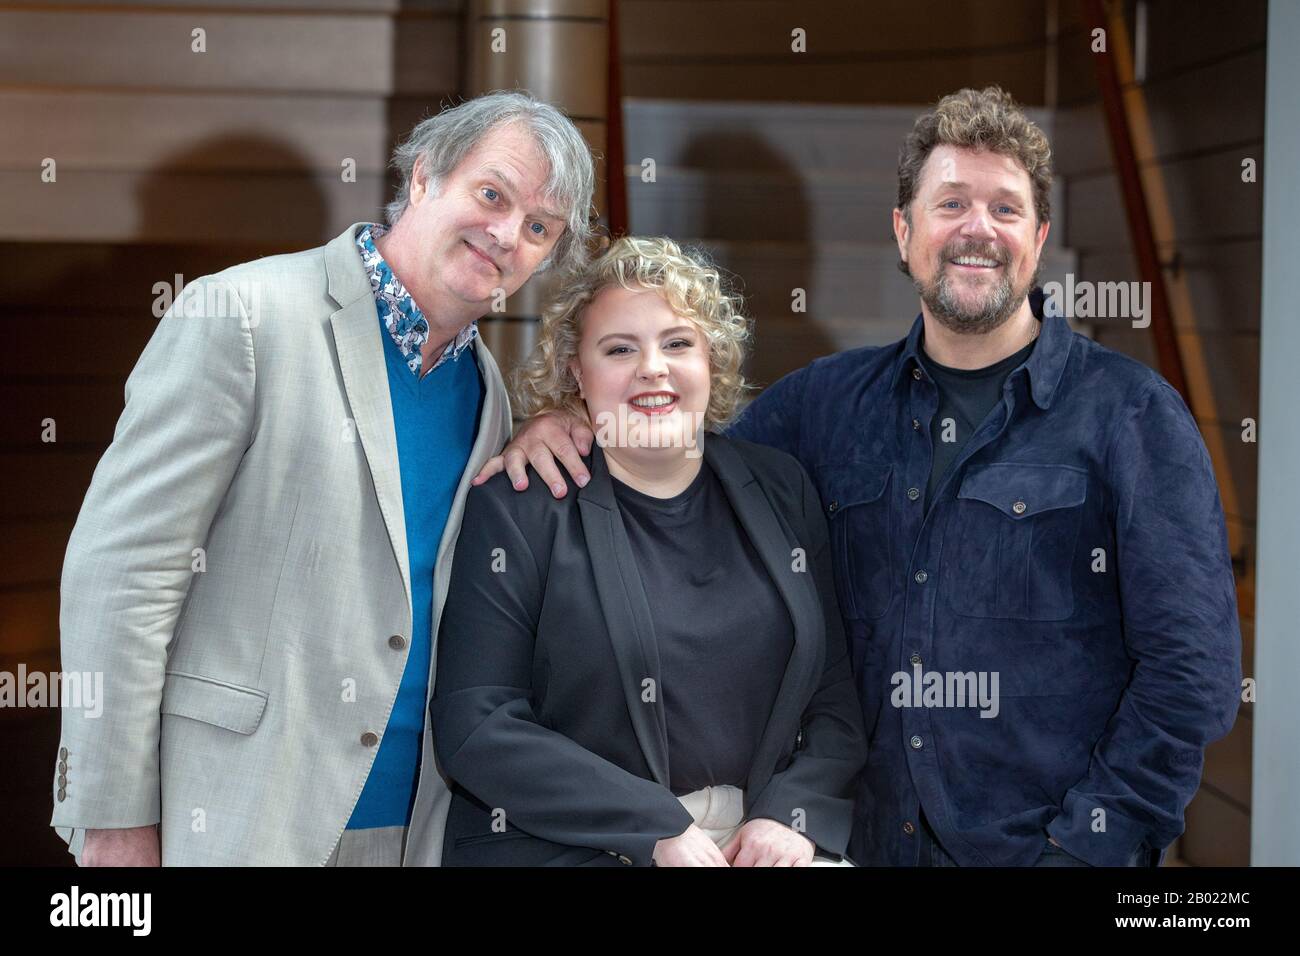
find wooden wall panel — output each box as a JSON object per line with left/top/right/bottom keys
{"left": 1066, "top": 145, "right": 1263, "bottom": 251}
{"left": 0, "top": 518, "right": 78, "bottom": 589}
{"left": 622, "top": 0, "right": 1048, "bottom": 56}
{"left": 0, "top": 0, "right": 467, "bottom": 714}
{"left": 621, "top": 52, "right": 1047, "bottom": 106}
{"left": 620, "top": 0, "right": 1049, "bottom": 104}
{"left": 1055, "top": 1, "right": 1266, "bottom": 865}
{"left": 0, "top": 9, "right": 458, "bottom": 95}
{"left": 1078, "top": 240, "right": 1262, "bottom": 334}
{"left": 1056, "top": 50, "right": 1265, "bottom": 177}
{"left": 0, "top": 453, "right": 101, "bottom": 520}
{"left": 0, "top": 90, "right": 436, "bottom": 175}
{"left": 1181, "top": 787, "right": 1251, "bottom": 867}
{"left": 1202, "top": 710, "right": 1252, "bottom": 810}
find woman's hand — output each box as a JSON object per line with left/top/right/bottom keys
{"left": 721, "top": 818, "right": 816, "bottom": 867}
{"left": 652, "top": 823, "right": 731, "bottom": 867}
{"left": 472, "top": 409, "right": 595, "bottom": 497}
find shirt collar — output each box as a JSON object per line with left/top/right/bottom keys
{"left": 354, "top": 222, "right": 478, "bottom": 378}
{"left": 890, "top": 288, "right": 1071, "bottom": 410}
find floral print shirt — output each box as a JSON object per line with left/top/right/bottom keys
{"left": 356, "top": 222, "right": 478, "bottom": 377}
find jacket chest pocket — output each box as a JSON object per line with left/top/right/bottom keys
{"left": 941, "top": 463, "right": 1087, "bottom": 621}
{"left": 815, "top": 463, "right": 893, "bottom": 621}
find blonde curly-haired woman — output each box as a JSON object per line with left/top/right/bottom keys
{"left": 430, "top": 237, "right": 866, "bottom": 867}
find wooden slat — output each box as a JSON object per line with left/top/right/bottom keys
{"left": 10, "top": 1, "right": 462, "bottom": 10}
{"left": 0, "top": 452, "right": 101, "bottom": 520}
{"left": 1054, "top": 25, "right": 1101, "bottom": 108}
{"left": 0, "top": 90, "right": 439, "bottom": 175}
{"left": 0, "top": 9, "right": 458, "bottom": 95}
{"left": 1, "top": 311, "right": 158, "bottom": 378}
{"left": 0, "top": 587, "right": 60, "bottom": 660}
{"left": 0, "top": 242, "right": 296, "bottom": 308}
{"left": 621, "top": 51, "right": 1047, "bottom": 105}
{"left": 1180, "top": 785, "right": 1250, "bottom": 866}
{"left": 1139, "top": 0, "right": 1266, "bottom": 83}
{"left": 620, "top": 0, "right": 1047, "bottom": 57}
{"left": 1176, "top": 332, "right": 1260, "bottom": 430}
{"left": 1055, "top": 50, "right": 1265, "bottom": 176}
{"left": 0, "top": 168, "right": 388, "bottom": 244}
{"left": 1202, "top": 709, "right": 1252, "bottom": 809}
{"left": 0, "top": 518, "right": 77, "bottom": 589}
{"left": 628, "top": 167, "right": 894, "bottom": 243}
{"left": 0, "top": 383, "right": 125, "bottom": 448}
{"left": 0, "top": 587, "right": 60, "bottom": 659}
{"left": 1066, "top": 145, "right": 1263, "bottom": 251}
{"left": 625, "top": 100, "right": 1052, "bottom": 174}
{"left": 1078, "top": 240, "right": 1262, "bottom": 335}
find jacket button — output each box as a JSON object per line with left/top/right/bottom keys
{"left": 57, "top": 774, "right": 67, "bottom": 787}
{"left": 913, "top": 570, "right": 928, "bottom": 584}
{"left": 360, "top": 732, "right": 379, "bottom": 747}
{"left": 388, "top": 634, "right": 407, "bottom": 650}
{"left": 903, "top": 821, "right": 916, "bottom": 835}
{"left": 58, "top": 761, "right": 67, "bottom": 774}
{"left": 910, "top": 653, "right": 922, "bottom": 666}
{"left": 57, "top": 788, "right": 66, "bottom": 802}
{"left": 1012, "top": 500, "right": 1027, "bottom": 514}
{"left": 827, "top": 500, "right": 839, "bottom": 513}
{"left": 912, "top": 368, "right": 922, "bottom": 380}
{"left": 907, "top": 487, "right": 920, "bottom": 501}
{"left": 59, "top": 747, "right": 68, "bottom": 760}
{"left": 912, "top": 418, "right": 921, "bottom": 430}
{"left": 910, "top": 735, "right": 924, "bottom": 749}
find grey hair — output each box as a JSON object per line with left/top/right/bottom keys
{"left": 384, "top": 90, "right": 596, "bottom": 274}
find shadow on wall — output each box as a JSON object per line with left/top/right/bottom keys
{"left": 0, "top": 135, "right": 329, "bottom": 866}
{"left": 676, "top": 131, "right": 837, "bottom": 391}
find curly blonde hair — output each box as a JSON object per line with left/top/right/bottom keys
{"left": 513, "top": 236, "right": 752, "bottom": 429}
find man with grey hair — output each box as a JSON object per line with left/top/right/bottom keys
{"left": 50, "top": 90, "right": 595, "bottom": 866}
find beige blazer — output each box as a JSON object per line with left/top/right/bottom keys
{"left": 50, "top": 222, "right": 512, "bottom": 865}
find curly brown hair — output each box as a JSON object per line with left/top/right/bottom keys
{"left": 897, "top": 85, "right": 1053, "bottom": 233}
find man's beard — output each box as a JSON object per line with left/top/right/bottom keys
{"left": 913, "top": 241, "right": 1039, "bottom": 335}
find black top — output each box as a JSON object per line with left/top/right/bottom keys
{"left": 611, "top": 458, "right": 795, "bottom": 794}
{"left": 920, "top": 335, "right": 1037, "bottom": 510}
{"left": 430, "top": 436, "right": 867, "bottom": 866}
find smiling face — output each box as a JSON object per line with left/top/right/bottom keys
{"left": 569, "top": 284, "right": 712, "bottom": 457}
{"left": 399, "top": 121, "right": 568, "bottom": 308}
{"left": 894, "top": 144, "right": 1050, "bottom": 334}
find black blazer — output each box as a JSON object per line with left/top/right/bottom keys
{"left": 430, "top": 433, "right": 867, "bottom": 866}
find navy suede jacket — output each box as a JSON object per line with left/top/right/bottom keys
{"left": 727, "top": 307, "right": 1242, "bottom": 867}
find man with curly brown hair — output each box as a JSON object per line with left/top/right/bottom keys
{"left": 482, "top": 86, "right": 1242, "bottom": 868}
